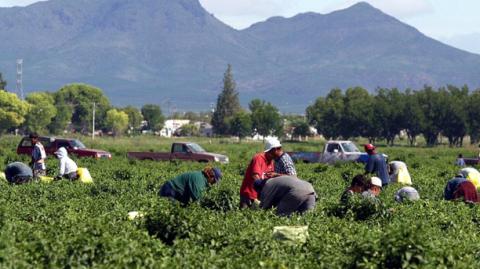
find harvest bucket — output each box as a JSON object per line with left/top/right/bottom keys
{"left": 39, "top": 176, "right": 54, "bottom": 183}
{"left": 77, "top": 168, "right": 93, "bottom": 184}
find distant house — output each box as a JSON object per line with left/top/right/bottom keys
{"left": 195, "top": 122, "right": 213, "bottom": 137}
{"left": 160, "top": 119, "right": 190, "bottom": 137}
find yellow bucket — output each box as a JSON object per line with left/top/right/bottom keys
{"left": 77, "top": 168, "right": 94, "bottom": 184}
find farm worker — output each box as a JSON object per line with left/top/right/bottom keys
{"left": 444, "top": 176, "right": 467, "bottom": 200}
{"left": 388, "top": 161, "right": 412, "bottom": 185}
{"left": 455, "top": 154, "right": 466, "bottom": 167}
{"left": 266, "top": 138, "right": 297, "bottom": 177}
{"left": 4, "top": 162, "right": 33, "bottom": 184}
{"left": 239, "top": 138, "right": 277, "bottom": 209}
{"left": 54, "top": 147, "right": 79, "bottom": 180}
{"left": 394, "top": 186, "right": 420, "bottom": 203}
{"left": 159, "top": 166, "right": 222, "bottom": 204}
{"left": 361, "top": 176, "right": 382, "bottom": 199}
{"left": 340, "top": 174, "right": 369, "bottom": 203}
{"left": 29, "top": 133, "right": 47, "bottom": 177}
{"left": 254, "top": 175, "right": 316, "bottom": 216}
{"left": 364, "top": 144, "right": 389, "bottom": 186}
{"left": 446, "top": 180, "right": 479, "bottom": 204}
{"left": 458, "top": 167, "right": 480, "bottom": 189}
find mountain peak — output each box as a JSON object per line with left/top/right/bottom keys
{"left": 349, "top": 1, "right": 375, "bottom": 9}
{"left": 335, "top": 1, "right": 385, "bottom": 16}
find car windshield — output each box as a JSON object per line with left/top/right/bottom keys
{"left": 71, "top": 140, "right": 86, "bottom": 149}
{"left": 341, "top": 142, "right": 360, "bottom": 153}
{"left": 187, "top": 143, "right": 205, "bottom": 153}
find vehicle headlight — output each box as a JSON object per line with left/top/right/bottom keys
{"left": 214, "top": 156, "right": 220, "bottom": 162}
{"left": 224, "top": 157, "right": 229, "bottom": 163}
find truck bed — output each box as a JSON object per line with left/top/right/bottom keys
{"left": 127, "top": 152, "right": 172, "bottom": 161}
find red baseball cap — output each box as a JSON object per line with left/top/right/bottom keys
{"left": 364, "top": 144, "right": 376, "bottom": 152}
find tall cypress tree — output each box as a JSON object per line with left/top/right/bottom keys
{"left": 212, "top": 64, "right": 241, "bottom": 135}
{"left": 0, "top": 72, "right": 6, "bottom": 90}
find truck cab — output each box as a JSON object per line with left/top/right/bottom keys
{"left": 322, "top": 141, "right": 366, "bottom": 163}
{"left": 288, "top": 140, "right": 369, "bottom": 164}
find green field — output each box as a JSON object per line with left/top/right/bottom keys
{"left": 0, "top": 136, "right": 479, "bottom": 268}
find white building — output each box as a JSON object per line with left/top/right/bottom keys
{"left": 160, "top": 119, "right": 190, "bottom": 137}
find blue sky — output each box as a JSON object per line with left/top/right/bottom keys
{"left": 1, "top": 0, "right": 479, "bottom": 53}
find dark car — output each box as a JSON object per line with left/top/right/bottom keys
{"left": 17, "top": 136, "right": 112, "bottom": 159}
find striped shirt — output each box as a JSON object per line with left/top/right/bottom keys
{"left": 275, "top": 153, "right": 297, "bottom": 176}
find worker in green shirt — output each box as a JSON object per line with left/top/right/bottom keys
{"left": 159, "top": 166, "right": 222, "bottom": 204}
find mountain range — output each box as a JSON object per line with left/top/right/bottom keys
{"left": 1, "top": 0, "right": 479, "bottom": 112}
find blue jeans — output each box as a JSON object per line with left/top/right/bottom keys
{"left": 159, "top": 182, "right": 177, "bottom": 201}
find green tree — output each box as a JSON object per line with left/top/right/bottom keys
{"left": 292, "top": 120, "right": 312, "bottom": 140}
{"left": 0, "top": 91, "right": 30, "bottom": 135}
{"left": 141, "top": 104, "right": 165, "bottom": 131}
{"left": 417, "top": 86, "right": 445, "bottom": 146}
{"left": 342, "top": 87, "right": 374, "bottom": 140}
{"left": 212, "top": 64, "right": 241, "bottom": 135}
{"left": 176, "top": 124, "right": 200, "bottom": 137}
{"left": 0, "top": 72, "right": 6, "bottom": 90}
{"left": 55, "top": 84, "right": 111, "bottom": 132}
{"left": 48, "top": 103, "right": 73, "bottom": 134}
{"left": 306, "top": 88, "right": 344, "bottom": 140}
{"left": 24, "top": 92, "right": 57, "bottom": 133}
{"left": 467, "top": 89, "right": 480, "bottom": 144}
{"left": 122, "top": 106, "right": 144, "bottom": 131}
{"left": 372, "top": 88, "right": 406, "bottom": 146}
{"left": 401, "top": 89, "right": 424, "bottom": 146}
{"left": 249, "top": 99, "right": 283, "bottom": 138}
{"left": 229, "top": 111, "right": 252, "bottom": 141}
{"left": 440, "top": 85, "right": 468, "bottom": 147}
{"left": 105, "top": 109, "right": 129, "bottom": 136}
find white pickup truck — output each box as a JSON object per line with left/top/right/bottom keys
{"left": 287, "top": 140, "right": 371, "bottom": 164}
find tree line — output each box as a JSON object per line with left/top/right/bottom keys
{"left": 0, "top": 81, "right": 166, "bottom": 136}
{"left": 306, "top": 85, "right": 480, "bottom": 147}
{"left": 5, "top": 67, "right": 476, "bottom": 146}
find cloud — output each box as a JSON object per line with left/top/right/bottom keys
{"left": 199, "top": 0, "right": 295, "bottom": 17}
{"left": 0, "top": 0, "right": 41, "bottom": 7}
{"left": 324, "top": 0, "right": 434, "bottom": 18}
{"left": 441, "top": 32, "right": 480, "bottom": 54}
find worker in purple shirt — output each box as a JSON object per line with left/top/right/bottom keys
{"left": 364, "top": 144, "right": 389, "bottom": 186}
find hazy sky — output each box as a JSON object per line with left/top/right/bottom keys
{"left": 1, "top": 0, "right": 479, "bottom": 53}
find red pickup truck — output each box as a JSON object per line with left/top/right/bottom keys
{"left": 127, "top": 142, "right": 229, "bottom": 164}
{"left": 17, "top": 136, "right": 112, "bottom": 159}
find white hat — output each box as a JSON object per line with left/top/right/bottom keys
{"left": 264, "top": 138, "right": 282, "bottom": 152}
{"left": 371, "top": 177, "right": 382, "bottom": 187}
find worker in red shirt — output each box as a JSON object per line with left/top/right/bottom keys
{"left": 239, "top": 138, "right": 280, "bottom": 208}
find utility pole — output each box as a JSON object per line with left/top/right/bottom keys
{"left": 92, "top": 102, "right": 96, "bottom": 140}
{"left": 16, "top": 59, "right": 24, "bottom": 99}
